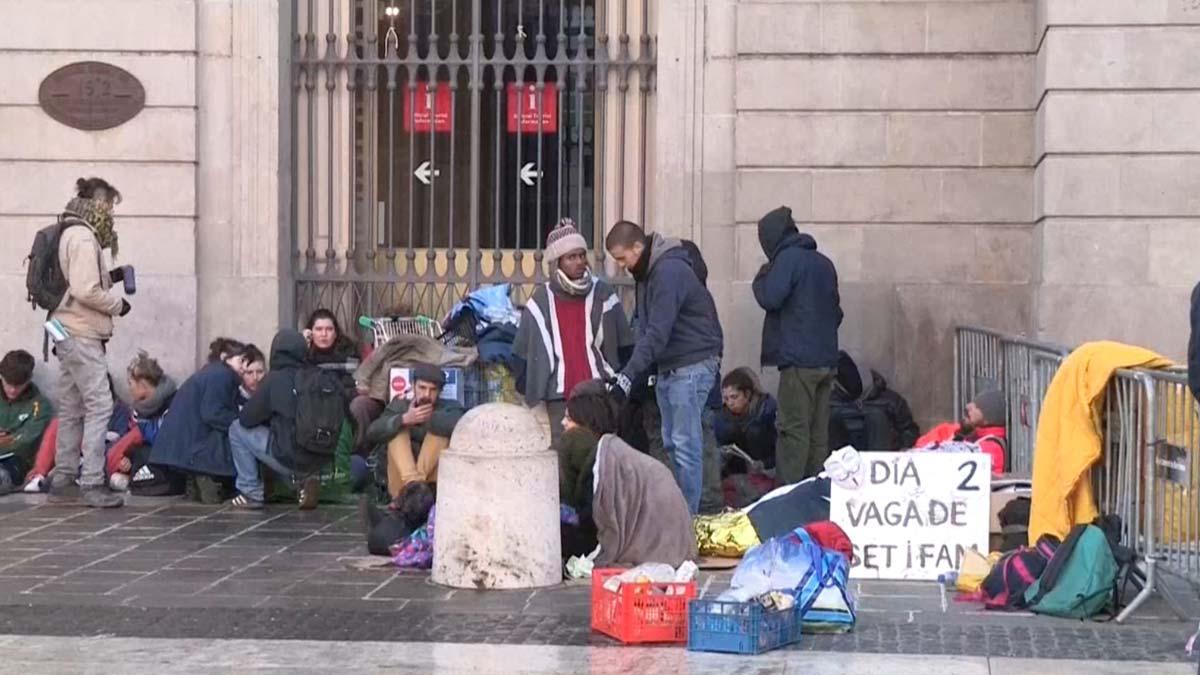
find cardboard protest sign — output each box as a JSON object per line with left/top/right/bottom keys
{"left": 830, "top": 452, "right": 990, "bottom": 580}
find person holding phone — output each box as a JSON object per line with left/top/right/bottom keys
{"left": 0, "top": 350, "right": 54, "bottom": 495}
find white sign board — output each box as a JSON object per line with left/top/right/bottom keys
{"left": 830, "top": 452, "right": 990, "bottom": 581}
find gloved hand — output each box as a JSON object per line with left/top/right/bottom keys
{"left": 109, "top": 267, "right": 125, "bottom": 283}
{"left": 118, "top": 300, "right": 131, "bottom": 317}
{"left": 608, "top": 373, "right": 632, "bottom": 405}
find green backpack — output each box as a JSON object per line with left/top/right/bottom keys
{"left": 1023, "top": 524, "right": 1118, "bottom": 619}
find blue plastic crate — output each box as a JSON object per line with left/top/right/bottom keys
{"left": 687, "top": 599, "right": 802, "bottom": 655}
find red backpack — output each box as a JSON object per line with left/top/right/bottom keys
{"left": 980, "top": 535, "right": 1059, "bottom": 610}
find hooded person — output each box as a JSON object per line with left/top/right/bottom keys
{"left": 605, "top": 221, "right": 723, "bottom": 515}
{"left": 364, "top": 363, "right": 466, "bottom": 498}
{"left": 512, "top": 218, "right": 634, "bottom": 446}
{"left": 914, "top": 389, "right": 1008, "bottom": 475}
{"left": 752, "top": 206, "right": 843, "bottom": 484}
{"left": 828, "top": 350, "right": 920, "bottom": 452}
{"left": 228, "top": 330, "right": 330, "bottom": 509}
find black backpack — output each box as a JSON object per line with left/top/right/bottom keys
{"left": 293, "top": 367, "right": 347, "bottom": 455}
{"left": 25, "top": 217, "right": 82, "bottom": 312}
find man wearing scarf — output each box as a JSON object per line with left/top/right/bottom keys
{"left": 47, "top": 178, "right": 132, "bottom": 508}
{"left": 513, "top": 219, "right": 634, "bottom": 445}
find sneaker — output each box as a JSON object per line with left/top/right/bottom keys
{"left": 81, "top": 486, "right": 124, "bottom": 509}
{"left": 298, "top": 475, "right": 320, "bottom": 511}
{"left": 46, "top": 477, "right": 81, "bottom": 505}
{"left": 22, "top": 474, "right": 45, "bottom": 494}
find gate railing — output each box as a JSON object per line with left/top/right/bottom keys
{"left": 952, "top": 327, "right": 1071, "bottom": 474}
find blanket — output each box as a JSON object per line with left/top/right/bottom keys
{"left": 354, "top": 334, "right": 477, "bottom": 401}
{"left": 592, "top": 434, "right": 697, "bottom": 567}
{"left": 1028, "top": 341, "right": 1171, "bottom": 543}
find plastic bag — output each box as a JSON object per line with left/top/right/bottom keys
{"left": 601, "top": 561, "right": 698, "bottom": 592}
{"left": 718, "top": 531, "right": 818, "bottom": 602}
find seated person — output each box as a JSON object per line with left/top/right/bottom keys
{"left": 0, "top": 350, "right": 54, "bottom": 495}
{"left": 566, "top": 380, "right": 697, "bottom": 568}
{"left": 556, "top": 402, "right": 601, "bottom": 559}
{"left": 828, "top": 350, "right": 920, "bottom": 452}
{"left": 364, "top": 364, "right": 465, "bottom": 498}
{"left": 304, "top": 309, "right": 360, "bottom": 394}
{"left": 24, "top": 375, "right": 130, "bottom": 493}
{"left": 105, "top": 351, "right": 177, "bottom": 491}
{"left": 238, "top": 344, "right": 266, "bottom": 404}
{"left": 228, "top": 329, "right": 330, "bottom": 510}
{"left": 361, "top": 480, "right": 436, "bottom": 556}
{"left": 150, "top": 338, "right": 248, "bottom": 503}
{"left": 913, "top": 389, "right": 1007, "bottom": 476}
{"left": 714, "top": 367, "right": 778, "bottom": 474}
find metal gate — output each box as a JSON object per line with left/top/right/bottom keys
{"left": 288, "top": 0, "right": 655, "bottom": 329}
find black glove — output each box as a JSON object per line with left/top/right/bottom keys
{"left": 607, "top": 373, "right": 632, "bottom": 405}
{"left": 118, "top": 300, "right": 131, "bottom": 317}
{"left": 109, "top": 267, "right": 125, "bottom": 283}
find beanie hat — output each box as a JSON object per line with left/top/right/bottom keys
{"left": 544, "top": 218, "right": 588, "bottom": 264}
{"left": 411, "top": 363, "right": 446, "bottom": 388}
{"left": 972, "top": 389, "right": 1006, "bottom": 425}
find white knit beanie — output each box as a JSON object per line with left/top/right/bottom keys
{"left": 544, "top": 218, "right": 588, "bottom": 264}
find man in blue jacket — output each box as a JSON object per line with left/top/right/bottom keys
{"left": 1189, "top": 281, "right": 1199, "bottom": 404}
{"left": 606, "top": 221, "right": 723, "bottom": 514}
{"left": 753, "top": 206, "right": 843, "bottom": 483}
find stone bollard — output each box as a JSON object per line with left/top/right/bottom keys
{"left": 432, "top": 402, "right": 562, "bottom": 589}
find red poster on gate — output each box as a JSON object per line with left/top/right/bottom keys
{"left": 506, "top": 83, "right": 558, "bottom": 134}
{"left": 403, "top": 82, "right": 452, "bottom": 133}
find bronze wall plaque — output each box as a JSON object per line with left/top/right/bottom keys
{"left": 38, "top": 61, "right": 146, "bottom": 131}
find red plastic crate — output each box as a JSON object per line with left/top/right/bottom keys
{"left": 590, "top": 568, "right": 697, "bottom": 644}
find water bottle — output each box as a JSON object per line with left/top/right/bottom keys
{"left": 937, "top": 571, "right": 958, "bottom": 587}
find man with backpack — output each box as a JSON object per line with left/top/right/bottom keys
{"left": 228, "top": 329, "right": 345, "bottom": 510}
{"left": 364, "top": 364, "right": 465, "bottom": 499}
{"left": 30, "top": 178, "right": 133, "bottom": 508}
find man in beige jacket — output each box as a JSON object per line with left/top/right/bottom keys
{"left": 48, "top": 178, "right": 132, "bottom": 508}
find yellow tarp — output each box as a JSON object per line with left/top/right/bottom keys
{"left": 694, "top": 511, "right": 760, "bottom": 558}
{"left": 1029, "top": 341, "right": 1172, "bottom": 544}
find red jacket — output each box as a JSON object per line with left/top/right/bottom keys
{"left": 915, "top": 422, "right": 1007, "bottom": 476}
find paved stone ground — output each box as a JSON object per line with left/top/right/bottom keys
{"left": 1, "top": 495, "right": 1197, "bottom": 662}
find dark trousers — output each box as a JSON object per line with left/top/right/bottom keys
{"left": 776, "top": 367, "right": 835, "bottom": 484}
{"left": 350, "top": 395, "right": 385, "bottom": 457}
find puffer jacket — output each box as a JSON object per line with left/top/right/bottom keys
{"left": 752, "top": 206, "right": 842, "bottom": 369}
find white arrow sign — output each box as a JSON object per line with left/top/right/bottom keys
{"left": 414, "top": 161, "right": 440, "bottom": 186}
{"left": 520, "top": 162, "right": 541, "bottom": 187}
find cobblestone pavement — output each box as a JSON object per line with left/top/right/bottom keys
{"left": 1, "top": 496, "right": 1196, "bottom": 663}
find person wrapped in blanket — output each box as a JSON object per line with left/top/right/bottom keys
{"left": 560, "top": 379, "right": 697, "bottom": 568}
{"left": 911, "top": 389, "right": 1008, "bottom": 476}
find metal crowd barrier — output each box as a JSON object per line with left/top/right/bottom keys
{"left": 952, "top": 327, "right": 1071, "bottom": 474}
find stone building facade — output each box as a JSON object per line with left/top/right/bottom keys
{"left": 2, "top": 0, "right": 1198, "bottom": 424}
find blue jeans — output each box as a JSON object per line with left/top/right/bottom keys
{"left": 655, "top": 356, "right": 719, "bottom": 515}
{"left": 229, "top": 420, "right": 291, "bottom": 502}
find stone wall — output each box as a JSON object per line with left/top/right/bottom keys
{"left": 1034, "top": 0, "right": 1200, "bottom": 356}
{"left": 0, "top": 0, "right": 281, "bottom": 393}
{"left": 659, "top": 0, "right": 1040, "bottom": 424}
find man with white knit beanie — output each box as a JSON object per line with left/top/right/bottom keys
{"left": 513, "top": 218, "right": 634, "bottom": 445}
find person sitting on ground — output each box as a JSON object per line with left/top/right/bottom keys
{"left": 149, "top": 338, "right": 248, "bottom": 503}
{"left": 0, "top": 350, "right": 54, "bottom": 496}
{"left": 555, "top": 388, "right": 603, "bottom": 559}
{"left": 24, "top": 375, "right": 131, "bottom": 493}
{"left": 305, "top": 309, "right": 359, "bottom": 397}
{"left": 364, "top": 364, "right": 465, "bottom": 499}
{"left": 238, "top": 344, "right": 266, "bottom": 404}
{"left": 104, "top": 351, "right": 177, "bottom": 492}
{"left": 828, "top": 350, "right": 920, "bottom": 452}
{"left": 913, "top": 389, "right": 1007, "bottom": 476}
{"left": 566, "top": 380, "right": 697, "bottom": 567}
{"left": 714, "top": 367, "right": 778, "bottom": 475}
{"left": 361, "top": 480, "right": 437, "bottom": 556}
{"left": 228, "top": 329, "right": 333, "bottom": 510}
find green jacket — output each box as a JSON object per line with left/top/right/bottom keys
{"left": 1, "top": 383, "right": 54, "bottom": 467}
{"left": 365, "top": 396, "right": 466, "bottom": 449}
{"left": 557, "top": 427, "right": 599, "bottom": 512}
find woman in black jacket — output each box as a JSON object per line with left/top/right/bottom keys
{"left": 149, "top": 338, "right": 248, "bottom": 502}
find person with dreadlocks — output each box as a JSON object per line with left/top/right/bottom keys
{"left": 512, "top": 218, "right": 634, "bottom": 446}
{"left": 46, "top": 178, "right": 132, "bottom": 508}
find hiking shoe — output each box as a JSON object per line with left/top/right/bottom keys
{"left": 46, "top": 478, "right": 81, "bottom": 505}
{"left": 194, "top": 475, "right": 223, "bottom": 505}
{"left": 81, "top": 486, "right": 123, "bottom": 508}
{"left": 298, "top": 475, "right": 320, "bottom": 510}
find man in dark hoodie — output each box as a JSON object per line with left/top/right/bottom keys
{"left": 1189, "top": 281, "right": 1199, "bottom": 404}
{"left": 752, "top": 206, "right": 843, "bottom": 483}
{"left": 828, "top": 350, "right": 920, "bottom": 453}
{"left": 606, "top": 220, "right": 723, "bottom": 514}
{"left": 228, "top": 330, "right": 325, "bottom": 510}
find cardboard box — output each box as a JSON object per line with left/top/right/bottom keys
{"left": 389, "top": 367, "right": 464, "bottom": 405}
